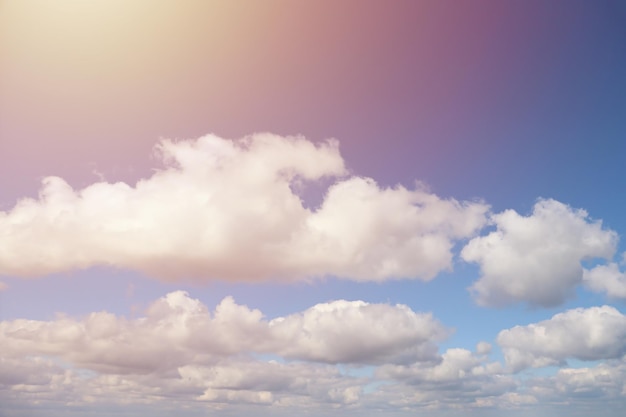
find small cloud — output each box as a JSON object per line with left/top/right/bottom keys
{"left": 462, "top": 199, "right": 617, "bottom": 308}
{"left": 91, "top": 168, "right": 106, "bottom": 181}
{"left": 476, "top": 341, "right": 492, "bottom": 355}
{"left": 584, "top": 263, "right": 626, "bottom": 299}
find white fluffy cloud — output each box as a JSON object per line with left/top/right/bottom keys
{"left": 584, "top": 263, "right": 626, "bottom": 299}
{"left": 0, "top": 133, "right": 488, "bottom": 283}
{"left": 497, "top": 306, "right": 626, "bottom": 372}
{"left": 461, "top": 199, "right": 617, "bottom": 307}
{"left": 0, "top": 291, "right": 447, "bottom": 370}
{"left": 270, "top": 299, "right": 448, "bottom": 364}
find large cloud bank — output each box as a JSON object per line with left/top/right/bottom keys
{"left": 1, "top": 134, "right": 623, "bottom": 311}
{"left": 0, "top": 134, "right": 489, "bottom": 282}
{"left": 0, "top": 292, "right": 495, "bottom": 413}
{"left": 0, "top": 291, "right": 447, "bottom": 370}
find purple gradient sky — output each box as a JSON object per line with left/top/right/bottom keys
{"left": 2, "top": 1, "right": 626, "bottom": 416}
{"left": 3, "top": 1, "right": 623, "bottom": 209}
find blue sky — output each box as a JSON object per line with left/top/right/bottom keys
{"left": 1, "top": 1, "right": 626, "bottom": 416}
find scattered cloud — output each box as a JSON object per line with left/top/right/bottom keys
{"left": 4, "top": 290, "right": 626, "bottom": 415}
{"left": 497, "top": 306, "right": 626, "bottom": 372}
{"left": 0, "top": 281, "right": 7, "bottom": 292}
{"left": 376, "top": 347, "right": 504, "bottom": 385}
{"left": 462, "top": 199, "right": 617, "bottom": 307}
{"left": 373, "top": 348, "right": 515, "bottom": 409}
{"left": 0, "top": 355, "right": 363, "bottom": 415}
{"left": 2, "top": 135, "right": 625, "bottom": 416}
{"left": 553, "top": 365, "right": 626, "bottom": 399}
{"left": 524, "top": 361, "right": 626, "bottom": 412}
{"left": 0, "top": 291, "right": 454, "bottom": 414}
{"left": 0, "top": 134, "right": 488, "bottom": 283}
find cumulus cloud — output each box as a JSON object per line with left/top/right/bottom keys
{"left": 0, "top": 281, "right": 7, "bottom": 291}
{"left": 0, "top": 291, "right": 448, "bottom": 371}
{"left": 270, "top": 299, "right": 448, "bottom": 365}
{"left": 461, "top": 199, "right": 617, "bottom": 307}
{"left": 0, "top": 133, "right": 488, "bottom": 283}
{"left": 584, "top": 263, "right": 626, "bottom": 299}
{"left": 497, "top": 306, "right": 626, "bottom": 372}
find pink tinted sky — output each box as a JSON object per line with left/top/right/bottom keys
{"left": 2, "top": 1, "right": 626, "bottom": 417}
{"left": 1, "top": 0, "right": 531, "bottom": 203}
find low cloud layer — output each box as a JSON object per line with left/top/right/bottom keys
{"left": 0, "top": 291, "right": 456, "bottom": 414}
{"left": 462, "top": 199, "right": 617, "bottom": 307}
{"left": 3, "top": 291, "right": 626, "bottom": 415}
{"left": 497, "top": 306, "right": 626, "bottom": 372}
{"left": 0, "top": 134, "right": 488, "bottom": 283}
{"left": 0, "top": 291, "right": 447, "bottom": 370}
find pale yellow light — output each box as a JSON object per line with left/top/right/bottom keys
{"left": 1, "top": 0, "right": 263, "bottom": 85}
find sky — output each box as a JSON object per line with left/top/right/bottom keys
{"left": 1, "top": 0, "right": 626, "bottom": 416}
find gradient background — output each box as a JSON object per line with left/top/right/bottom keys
{"left": 1, "top": 1, "right": 626, "bottom": 415}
